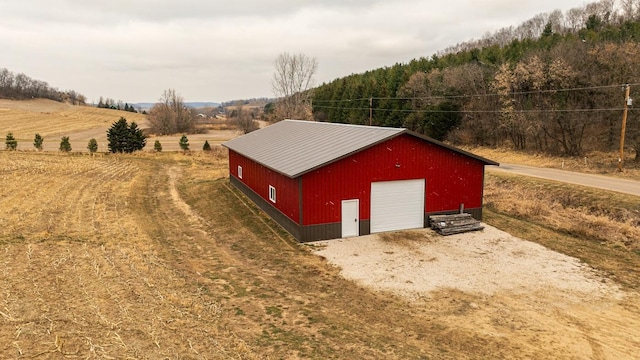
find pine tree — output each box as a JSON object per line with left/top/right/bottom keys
{"left": 33, "top": 133, "right": 43, "bottom": 151}
{"left": 4, "top": 132, "right": 18, "bottom": 150}
{"left": 107, "top": 117, "right": 147, "bottom": 153}
{"left": 5, "top": 132, "right": 17, "bottom": 150}
{"left": 87, "top": 138, "right": 98, "bottom": 153}
{"left": 129, "top": 122, "right": 147, "bottom": 152}
{"left": 154, "top": 140, "right": 162, "bottom": 152}
{"left": 179, "top": 134, "right": 189, "bottom": 152}
{"left": 202, "top": 140, "right": 211, "bottom": 152}
{"left": 59, "top": 136, "right": 72, "bottom": 152}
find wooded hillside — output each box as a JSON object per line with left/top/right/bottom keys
{"left": 312, "top": 0, "right": 640, "bottom": 159}
{"left": 0, "top": 67, "right": 86, "bottom": 105}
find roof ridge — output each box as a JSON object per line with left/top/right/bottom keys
{"left": 282, "top": 119, "right": 404, "bottom": 131}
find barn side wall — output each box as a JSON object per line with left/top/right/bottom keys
{"left": 228, "top": 150, "right": 300, "bottom": 224}
{"left": 301, "top": 134, "right": 487, "bottom": 227}
{"left": 229, "top": 176, "right": 302, "bottom": 240}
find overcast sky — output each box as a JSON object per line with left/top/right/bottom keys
{"left": 0, "top": 0, "right": 588, "bottom": 103}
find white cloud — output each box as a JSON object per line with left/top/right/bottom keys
{"left": 0, "top": 0, "right": 588, "bottom": 102}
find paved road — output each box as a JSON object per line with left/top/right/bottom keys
{"left": 487, "top": 163, "right": 640, "bottom": 197}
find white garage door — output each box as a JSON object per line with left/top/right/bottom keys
{"left": 370, "top": 179, "right": 425, "bottom": 233}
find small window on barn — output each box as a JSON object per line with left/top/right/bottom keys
{"left": 238, "top": 165, "right": 243, "bottom": 179}
{"left": 269, "top": 185, "right": 276, "bottom": 203}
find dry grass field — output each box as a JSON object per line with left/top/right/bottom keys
{"left": 0, "top": 99, "right": 238, "bottom": 152}
{"left": 1, "top": 147, "right": 639, "bottom": 358}
{"left": 0, "top": 99, "right": 147, "bottom": 147}
{"left": 0, "top": 151, "right": 255, "bottom": 358}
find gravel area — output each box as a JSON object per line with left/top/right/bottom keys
{"left": 312, "top": 224, "right": 622, "bottom": 301}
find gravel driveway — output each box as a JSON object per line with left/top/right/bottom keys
{"left": 312, "top": 225, "right": 621, "bottom": 302}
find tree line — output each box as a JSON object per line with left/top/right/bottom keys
{"left": 311, "top": 0, "right": 640, "bottom": 160}
{"left": 0, "top": 67, "right": 86, "bottom": 105}
{"left": 96, "top": 97, "right": 139, "bottom": 113}
{"left": 5, "top": 121, "right": 213, "bottom": 154}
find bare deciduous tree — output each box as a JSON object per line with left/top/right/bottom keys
{"left": 148, "top": 89, "right": 197, "bottom": 135}
{"left": 271, "top": 52, "right": 317, "bottom": 121}
{"left": 0, "top": 67, "right": 71, "bottom": 102}
{"left": 230, "top": 102, "right": 259, "bottom": 134}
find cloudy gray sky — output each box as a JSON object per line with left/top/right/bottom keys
{"left": 1, "top": 0, "right": 588, "bottom": 103}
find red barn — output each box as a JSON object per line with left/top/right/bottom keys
{"left": 222, "top": 120, "right": 498, "bottom": 242}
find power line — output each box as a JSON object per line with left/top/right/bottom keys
{"left": 311, "top": 83, "right": 637, "bottom": 104}
{"left": 312, "top": 104, "right": 628, "bottom": 114}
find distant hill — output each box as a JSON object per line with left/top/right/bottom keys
{"left": 134, "top": 102, "right": 220, "bottom": 110}
{"left": 0, "top": 98, "right": 148, "bottom": 146}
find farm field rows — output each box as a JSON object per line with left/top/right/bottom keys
{"left": 0, "top": 152, "right": 252, "bottom": 358}
{"left": 0, "top": 99, "right": 238, "bottom": 152}
{"left": 1, "top": 151, "right": 639, "bottom": 358}
{"left": 0, "top": 99, "right": 147, "bottom": 142}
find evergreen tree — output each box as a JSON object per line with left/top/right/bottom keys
{"left": 202, "top": 140, "right": 211, "bottom": 152}
{"left": 33, "top": 133, "right": 43, "bottom": 151}
{"left": 107, "top": 117, "right": 147, "bottom": 153}
{"left": 87, "top": 138, "right": 98, "bottom": 153}
{"left": 5, "top": 132, "right": 17, "bottom": 150}
{"left": 129, "top": 122, "right": 147, "bottom": 151}
{"left": 179, "top": 134, "right": 189, "bottom": 152}
{"left": 59, "top": 136, "right": 72, "bottom": 152}
{"left": 154, "top": 140, "right": 162, "bottom": 152}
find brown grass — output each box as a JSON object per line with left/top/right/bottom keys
{"left": 378, "top": 229, "right": 437, "bottom": 250}
{"left": 0, "top": 151, "right": 257, "bottom": 358}
{"left": 485, "top": 172, "right": 640, "bottom": 251}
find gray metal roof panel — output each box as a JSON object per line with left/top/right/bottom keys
{"left": 222, "top": 120, "right": 404, "bottom": 178}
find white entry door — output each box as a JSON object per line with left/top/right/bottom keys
{"left": 370, "top": 179, "right": 425, "bottom": 233}
{"left": 341, "top": 199, "right": 359, "bottom": 238}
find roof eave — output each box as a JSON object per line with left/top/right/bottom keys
{"left": 405, "top": 131, "right": 500, "bottom": 166}
{"left": 223, "top": 145, "right": 297, "bottom": 178}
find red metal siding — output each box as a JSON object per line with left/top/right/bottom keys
{"left": 301, "top": 134, "right": 485, "bottom": 225}
{"left": 228, "top": 150, "right": 300, "bottom": 223}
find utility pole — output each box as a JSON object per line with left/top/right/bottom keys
{"left": 369, "top": 97, "right": 373, "bottom": 126}
{"left": 619, "top": 84, "right": 631, "bottom": 172}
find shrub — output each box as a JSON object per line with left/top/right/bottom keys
{"left": 87, "top": 138, "right": 98, "bottom": 153}
{"left": 5, "top": 132, "right": 17, "bottom": 150}
{"left": 154, "top": 140, "right": 162, "bottom": 152}
{"left": 33, "top": 133, "right": 43, "bottom": 151}
{"left": 59, "top": 136, "right": 72, "bottom": 152}
{"left": 147, "top": 89, "right": 196, "bottom": 135}
{"left": 179, "top": 134, "right": 189, "bottom": 152}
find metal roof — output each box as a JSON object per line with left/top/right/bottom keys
{"left": 222, "top": 120, "right": 404, "bottom": 178}
{"left": 222, "top": 120, "right": 498, "bottom": 178}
